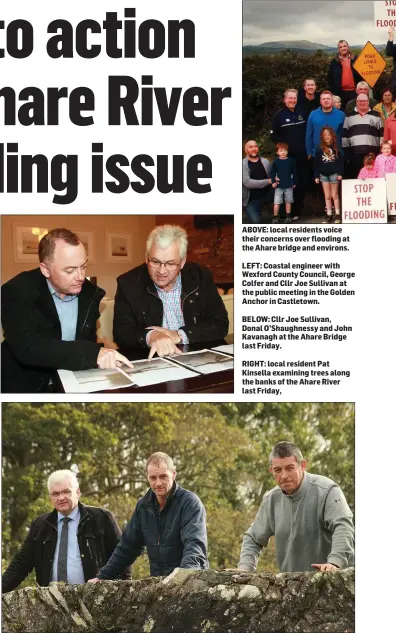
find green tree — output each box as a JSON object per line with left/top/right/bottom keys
{"left": 2, "top": 402, "right": 354, "bottom": 583}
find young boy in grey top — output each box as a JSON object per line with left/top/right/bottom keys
{"left": 238, "top": 441, "right": 354, "bottom": 573}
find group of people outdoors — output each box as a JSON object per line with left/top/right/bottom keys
{"left": 1, "top": 225, "right": 229, "bottom": 393}
{"left": 243, "top": 34, "right": 396, "bottom": 224}
{"left": 2, "top": 442, "right": 355, "bottom": 593}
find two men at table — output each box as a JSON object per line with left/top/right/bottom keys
{"left": 1, "top": 226, "right": 229, "bottom": 393}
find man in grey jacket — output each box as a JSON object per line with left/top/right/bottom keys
{"left": 238, "top": 441, "right": 354, "bottom": 573}
{"left": 242, "top": 140, "right": 273, "bottom": 223}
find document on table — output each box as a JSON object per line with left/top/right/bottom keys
{"left": 169, "top": 349, "right": 234, "bottom": 374}
{"left": 57, "top": 358, "right": 198, "bottom": 393}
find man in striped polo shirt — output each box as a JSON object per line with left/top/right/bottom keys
{"left": 342, "top": 94, "right": 383, "bottom": 178}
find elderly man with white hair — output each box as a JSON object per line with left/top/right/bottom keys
{"left": 113, "top": 225, "right": 229, "bottom": 359}
{"left": 2, "top": 470, "right": 129, "bottom": 593}
{"left": 344, "top": 81, "right": 377, "bottom": 116}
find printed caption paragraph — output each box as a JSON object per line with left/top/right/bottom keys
{"left": 241, "top": 225, "right": 354, "bottom": 397}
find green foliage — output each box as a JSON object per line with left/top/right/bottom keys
{"left": 243, "top": 49, "right": 394, "bottom": 144}
{"left": 222, "top": 402, "right": 355, "bottom": 512}
{"left": 2, "top": 402, "right": 354, "bottom": 582}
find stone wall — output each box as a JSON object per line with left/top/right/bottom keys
{"left": 2, "top": 568, "right": 354, "bottom": 633}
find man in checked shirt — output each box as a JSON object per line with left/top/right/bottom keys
{"left": 113, "top": 225, "right": 229, "bottom": 359}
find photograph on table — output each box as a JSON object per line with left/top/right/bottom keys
{"left": 243, "top": 0, "right": 396, "bottom": 224}
{"left": 2, "top": 402, "right": 354, "bottom": 633}
{"left": 1, "top": 214, "right": 234, "bottom": 394}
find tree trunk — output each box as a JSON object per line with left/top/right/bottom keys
{"left": 2, "top": 568, "right": 354, "bottom": 633}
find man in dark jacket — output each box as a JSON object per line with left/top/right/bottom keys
{"left": 297, "top": 78, "right": 320, "bottom": 118}
{"left": 88, "top": 452, "right": 208, "bottom": 581}
{"left": 386, "top": 27, "right": 396, "bottom": 91}
{"left": 2, "top": 470, "right": 130, "bottom": 593}
{"left": 327, "top": 40, "right": 363, "bottom": 106}
{"left": 2, "top": 228, "right": 132, "bottom": 393}
{"left": 113, "top": 225, "right": 229, "bottom": 360}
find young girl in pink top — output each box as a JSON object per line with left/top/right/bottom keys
{"left": 358, "top": 153, "right": 378, "bottom": 179}
{"left": 373, "top": 141, "right": 396, "bottom": 177}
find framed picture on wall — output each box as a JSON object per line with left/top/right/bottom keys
{"left": 106, "top": 232, "right": 132, "bottom": 262}
{"left": 12, "top": 225, "right": 48, "bottom": 263}
{"left": 70, "top": 230, "right": 95, "bottom": 263}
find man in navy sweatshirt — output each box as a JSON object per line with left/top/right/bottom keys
{"left": 88, "top": 452, "right": 208, "bottom": 581}
{"left": 271, "top": 89, "right": 307, "bottom": 218}
{"left": 270, "top": 143, "right": 297, "bottom": 224}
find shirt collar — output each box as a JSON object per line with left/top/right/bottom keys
{"left": 46, "top": 279, "right": 78, "bottom": 302}
{"left": 57, "top": 504, "right": 80, "bottom": 524}
{"left": 282, "top": 472, "right": 310, "bottom": 501}
{"left": 154, "top": 272, "right": 182, "bottom": 295}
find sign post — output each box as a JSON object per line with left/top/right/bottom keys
{"left": 353, "top": 41, "right": 387, "bottom": 88}
{"left": 342, "top": 178, "right": 388, "bottom": 223}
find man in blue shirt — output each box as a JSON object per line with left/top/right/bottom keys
{"left": 305, "top": 91, "right": 346, "bottom": 159}
{"left": 2, "top": 470, "right": 130, "bottom": 592}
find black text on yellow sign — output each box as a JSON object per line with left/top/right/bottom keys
{"left": 353, "top": 41, "right": 387, "bottom": 88}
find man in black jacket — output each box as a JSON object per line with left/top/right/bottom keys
{"left": 297, "top": 78, "right": 320, "bottom": 118}
{"left": 113, "top": 225, "right": 229, "bottom": 360}
{"left": 386, "top": 27, "right": 396, "bottom": 91}
{"left": 2, "top": 470, "right": 130, "bottom": 593}
{"left": 327, "top": 40, "right": 363, "bottom": 106}
{"left": 88, "top": 452, "right": 208, "bottom": 582}
{"left": 2, "top": 228, "right": 132, "bottom": 393}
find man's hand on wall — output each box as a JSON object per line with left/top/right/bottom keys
{"left": 311, "top": 563, "right": 338, "bottom": 572}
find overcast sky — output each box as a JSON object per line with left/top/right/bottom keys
{"left": 243, "top": 1, "right": 385, "bottom": 47}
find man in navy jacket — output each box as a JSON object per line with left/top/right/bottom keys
{"left": 88, "top": 452, "right": 208, "bottom": 580}
{"left": 271, "top": 89, "right": 308, "bottom": 218}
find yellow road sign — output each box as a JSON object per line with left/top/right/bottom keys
{"left": 353, "top": 41, "right": 387, "bottom": 88}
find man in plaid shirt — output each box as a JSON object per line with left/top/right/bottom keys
{"left": 113, "top": 225, "right": 229, "bottom": 359}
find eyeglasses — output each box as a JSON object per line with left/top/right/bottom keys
{"left": 147, "top": 258, "right": 181, "bottom": 270}
{"left": 49, "top": 489, "right": 73, "bottom": 499}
